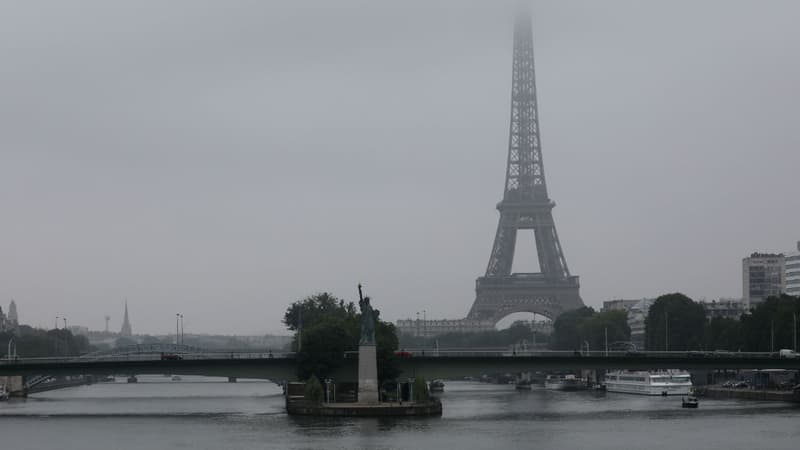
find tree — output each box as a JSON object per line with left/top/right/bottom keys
{"left": 283, "top": 292, "right": 355, "bottom": 331}
{"left": 740, "top": 295, "right": 800, "bottom": 352}
{"left": 581, "top": 310, "right": 631, "bottom": 352}
{"left": 286, "top": 293, "right": 399, "bottom": 382}
{"left": 705, "top": 317, "right": 743, "bottom": 351}
{"left": 295, "top": 315, "right": 357, "bottom": 381}
{"left": 0, "top": 326, "right": 93, "bottom": 357}
{"left": 645, "top": 293, "right": 706, "bottom": 351}
{"left": 550, "top": 307, "right": 595, "bottom": 350}
{"left": 304, "top": 375, "right": 324, "bottom": 403}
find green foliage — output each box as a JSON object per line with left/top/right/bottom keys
{"left": 705, "top": 317, "right": 743, "bottom": 351}
{"left": 284, "top": 292, "right": 356, "bottom": 331}
{"left": 295, "top": 315, "right": 357, "bottom": 381}
{"left": 645, "top": 293, "right": 707, "bottom": 351}
{"left": 551, "top": 307, "right": 595, "bottom": 350}
{"left": 740, "top": 295, "right": 800, "bottom": 352}
{"left": 304, "top": 375, "right": 324, "bottom": 403}
{"left": 375, "top": 321, "right": 401, "bottom": 382}
{"left": 550, "top": 307, "right": 629, "bottom": 351}
{"left": 412, "top": 377, "right": 429, "bottom": 402}
{"left": 0, "top": 326, "right": 93, "bottom": 357}
{"left": 286, "top": 292, "right": 399, "bottom": 383}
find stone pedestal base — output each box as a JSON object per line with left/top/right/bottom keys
{"left": 357, "top": 344, "right": 379, "bottom": 404}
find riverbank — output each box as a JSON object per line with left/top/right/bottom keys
{"left": 700, "top": 386, "right": 800, "bottom": 403}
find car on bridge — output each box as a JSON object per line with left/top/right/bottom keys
{"left": 160, "top": 353, "right": 183, "bottom": 361}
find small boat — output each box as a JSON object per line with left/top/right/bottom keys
{"left": 171, "top": 375, "right": 182, "bottom": 381}
{"left": 429, "top": 379, "right": 444, "bottom": 393}
{"left": 127, "top": 375, "right": 138, "bottom": 383}
{"left": 545, "top": 374, "right": 588, "bottom": 391}
{"left": 682, "top": 395, "right": 699, "bottom": 408}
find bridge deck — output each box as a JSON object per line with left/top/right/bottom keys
{"left": 1, "top": 352, "right": 798, "bottom": 381}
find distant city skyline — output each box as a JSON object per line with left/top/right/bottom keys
{"left": 2, "top": 1, "right": 799, "bottom": 334}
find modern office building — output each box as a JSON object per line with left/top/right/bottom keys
{"left": 742, "top": 253, "right": 785, "bottom": 309}
{"left": 784, "top": 242, "right": 800, "bottom": 297}
{"left": 627, "top": 298, "right": 654, "bottom": 351}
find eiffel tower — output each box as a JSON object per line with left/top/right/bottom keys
{"left": 467, "top": 13, "right": 584, "bottom": 323}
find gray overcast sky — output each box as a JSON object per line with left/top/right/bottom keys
{"left": 1, "top": 0, "right": 798, "bottom": 335}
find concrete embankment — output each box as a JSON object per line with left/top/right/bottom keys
{"left": 700, "top": 386, "right": 799, "bottom": 403}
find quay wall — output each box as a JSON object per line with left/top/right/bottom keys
{"left": 701, "top": 387, "right": 799, "bottom": 403}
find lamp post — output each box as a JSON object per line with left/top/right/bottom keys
{"left": 180, "top": 314, "right": 184, "bottom": 347}
{"left": 63, "top": 317, "right": 67, "bottom": 330}
{"left": 770, "top": 320, "right": 775, "bottom": 353}
{"left": 423, "top": 309, "right": 427, "bottom": 345}
{"left": 7, "top": 337, "right": 16, "bottom": 361}
{"left": 665, "top": 311, "right": 669, "bottom": 352}
{"left": 176, "top": 313, "right": 181, "bottom": 346}
{"left": 55, "top": 316, "right": 60, "bottom": 330}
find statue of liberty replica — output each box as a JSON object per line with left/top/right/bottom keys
{"left": 357, "top": 284, "right": 379, "bottom": 404}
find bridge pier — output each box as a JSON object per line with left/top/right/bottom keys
{"left": 1, "top": 375, "right": 26, "bottom": 397}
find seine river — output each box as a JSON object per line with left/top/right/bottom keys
{"left": 1, "top": 376, "right": 799, "bottom": 449}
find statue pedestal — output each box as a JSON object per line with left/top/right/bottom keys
{"left": 357, "top": 344, "right": 379, "bottom": 404}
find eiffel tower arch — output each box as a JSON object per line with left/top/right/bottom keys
{"left": 467, "top": 13, "right": 584, "bottom": 324}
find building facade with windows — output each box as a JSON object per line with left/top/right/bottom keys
{"left": 784, "top": 242, "right": 800, "bottom": 297}
{"left": 396, "top": 318, "right": 495, "bottom": 338}
{"left": 700, "top": 298, "right": 746, "bottom": 320}
{"left": 742, "top": 253, "right": 785, "bottom": 309}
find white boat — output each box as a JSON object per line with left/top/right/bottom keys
{"left": 604, "top": 370, "right": 692, "bottom": 396}
{"left": 428, "top": 379, "right": 444, "bottom": 393}
{"left": 545, "top": 374, "right": 587, "bottom": 391}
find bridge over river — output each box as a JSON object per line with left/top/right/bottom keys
{"left": 1, "top": 351, "right": 798, "bottom": 382}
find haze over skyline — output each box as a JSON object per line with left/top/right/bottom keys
{"left": 2, "top": 0, "right": 799, "bottom": 335}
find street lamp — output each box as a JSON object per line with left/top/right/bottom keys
{"left": 180, "top": 314, "right": 184, "bottom": 347}
{"left": 55, "top": 316, "right": 60, "bottom": 330}
{"left": 176, "top": 313, "right": 181, "bottom": 346}
{"left": 423, "top": 310, "right": 427, "bottom": 344}
{"left": 63, "top": 317, "right": 67, "bottom": 330}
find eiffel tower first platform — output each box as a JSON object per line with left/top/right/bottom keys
{"left": 467, "top": 13, "right": 584, "bottom": 323}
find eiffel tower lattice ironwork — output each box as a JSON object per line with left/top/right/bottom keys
{"left": 467, "top": 13, "right": 584, "bottom": 323}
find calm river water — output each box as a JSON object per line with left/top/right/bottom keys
{"left": 1, "top": 376, "right": 798, "bottom": 450}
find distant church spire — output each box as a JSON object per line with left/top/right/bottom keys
{"left": 120, "top": 301, "right": 133, "bottom": 336}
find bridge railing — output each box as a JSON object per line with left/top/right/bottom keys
{"left": 396, "top": 349, "right": 781, "bottom": 358}
{"left": 0, "top": 352, "right": 297, "bottom": 365}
